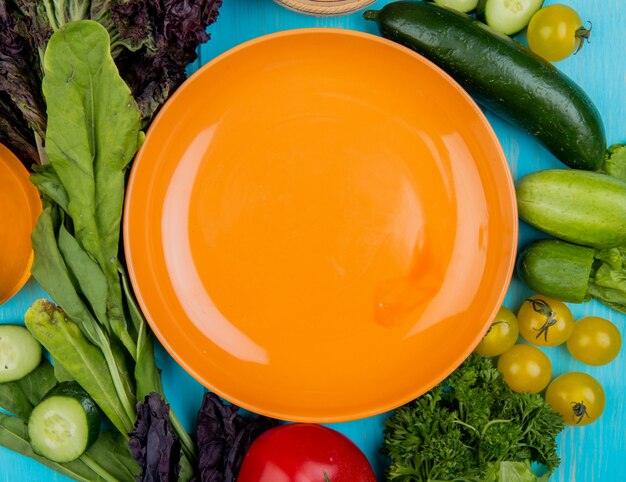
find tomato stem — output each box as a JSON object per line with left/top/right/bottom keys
{"left": 574, "top": 21, "right": 592, "bottom": 55}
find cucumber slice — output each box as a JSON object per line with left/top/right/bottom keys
{"left": 28, "top": 382, "right": 100, "bottom": 463}
{"left": 477, "top": 0, "right": 544, "bottom": 35}
{"left": 0, "top": 325, "right": 42, "bottom": 382}
{"left": 431, "top": 0, "right": 479, "bottom": 13}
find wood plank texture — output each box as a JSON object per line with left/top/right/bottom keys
{"left": 1, "top": 0, "right": 624, "bottom": 480}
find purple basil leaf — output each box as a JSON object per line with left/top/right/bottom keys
{"left": 129, "top": 393, "right": 181, "bottom": 482}
{"left": 194, "top": 393, "right": 278, "bottom": 482}
{"left": 111, "top": 0, "right": 222, "bottom": 123}
{"left": 0, "top": 0, "right": 48, "bottom": 163}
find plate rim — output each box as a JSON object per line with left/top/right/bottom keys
{"left": 124, "top": 28, "right": 518, "bottom": 422}
{"left": 0, "top": 144, "right": 41, "bottom": 304}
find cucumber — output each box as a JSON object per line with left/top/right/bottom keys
{"left": 518, "top": 239, "right": 595, "bottom": 303}
{"left": 429, "top": 0, "right": 479, "bottom": 13}
{"left": 517, "top": 170, "right": 626, "bottom": 249}
{"left": 28, "top": 381, "right": 100, "bottom": 463}
{"left": 363, "top": 1, "right": 606, "bottom": 171}
{"left": 476, "top": 0, "right": 544, "bottom": 35}
{"left": 0, "top": 325, "right": 42, "bottom": 383}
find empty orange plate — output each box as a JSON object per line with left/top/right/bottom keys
{"left": 0, "top": 144, "right": 41, "bottom": 304}
{"left": 124, "top": 29, "right": 517, "bottom": 421}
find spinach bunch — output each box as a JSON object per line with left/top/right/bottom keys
{"left": 382, "top": 354, "right": 564, "bottom": 482}
{"left": 0, "top": 20, "right": 193, "bottom": 480}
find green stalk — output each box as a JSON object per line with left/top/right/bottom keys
{"left": 42, "top": 0, "right": 60, "bottom": 30}
{"left": 80, "top": 455, "right": 121, "bottom": 482}
{"left": 119, "top": 266, "right": 197, "bottom": 461}
{"left": 95, "top": 326, "right": 137, "bottom": 428}
{"left": 170, "top": 410, "right": 197, "bottom": 462}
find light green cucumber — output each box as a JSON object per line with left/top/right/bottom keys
{"left": 517, "top": 170, "right": 626, "bottom": 249}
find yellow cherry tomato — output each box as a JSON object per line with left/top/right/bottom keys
{"left": 527, "top": 5, "right": 591, "bottom": 62}
{"left": 475, "top": 306, "right": 519, "bottom": 357}
{"left": 545, "top": 372, "right": 605, "bottom": 426}
{"left": 517, "top": 295, "right": 574, "bottom": 347}
{"left": 497, "top": 344, "right": 552, "bottom": 394}
{"left": 566, "top": 316, "right": 622, "bottom": 366}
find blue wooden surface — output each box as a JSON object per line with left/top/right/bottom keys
{"left": 1, "top": 0, "right": 625, "bottom": 480}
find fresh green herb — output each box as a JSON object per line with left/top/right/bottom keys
{"left": 587, "top": 247, "right": 626, "bottom": 313}
{"left": 382, "top": 354, "right": 564, "bottom": 481}
{"left": 484, "top": 461, "right": 549, "bottom": 482}
{"left": 603, "top": 144, "right": 626, "bottom": 181}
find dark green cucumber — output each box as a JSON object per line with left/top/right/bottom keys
{"left": 517, "top": 169, "right": 626, "bottom": 249}
{"left": 476, "top": 0, "right": 544, "bottom": 35}
{"left": 364, "top": 1, "right": 606, "bottom": 170}
{"left": 517, "top": 239, "right": 595, "bottom": 303}
{"left": 28, "top": 381, "right": 100, "bottom": 462}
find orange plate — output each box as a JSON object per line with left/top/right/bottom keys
{"left": 124, "top": 29, "right": 517, "bottom": 422}
{"left": 0, "top": 144, "right": 41, "bottom": 304}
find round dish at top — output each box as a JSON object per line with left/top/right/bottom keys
{"left": 0, "top": 144, "right": 41, "bottom": 304}
{"left": 124, "top": 29, "right": 517, "bottom": 422}
{"left": 273, "top": 0, "right": 375, "bottom": 17}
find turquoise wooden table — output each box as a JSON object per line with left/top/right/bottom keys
{"left": 1, "top": 0, "right": 624, "bottom": 480}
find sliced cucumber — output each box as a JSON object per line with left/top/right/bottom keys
{"left": 477, "top": 0, "right": 544, "bottom": 35}
{"left": 430, "top": 0, "right": 479, "bottom": 13}
{"left": 0, "top": 325, "right": 42, "bottom": 382}
{"left": 28, "top": 382, "right": 100, "bottom": 463}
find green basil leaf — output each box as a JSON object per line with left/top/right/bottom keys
{"left": 16, "top": 358, "right": 57, "bottom": 406}
{"left": 0, "top": 383, "right": 32, "bottom": 419}
{"left": 84, "top": 431, "right": 139, "bottom": 481}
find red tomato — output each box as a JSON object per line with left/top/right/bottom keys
{"left": 237, "top": 424, "right": 376, "bottom": 482}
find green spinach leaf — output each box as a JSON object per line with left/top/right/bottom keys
{"left": 30, "top": 164, "right": 70, "bottom": 213}
{"left": 58, "top": 223, "right": 109, "bottom": 326}
{"left": 42, "top": 20, "right": 141, "bottom": 357}
{"left": 31, "top": 206, "right": 102, "bottom": 345}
